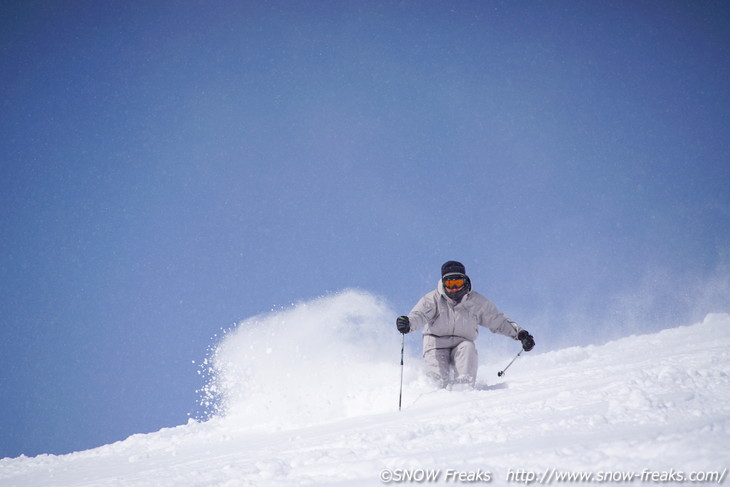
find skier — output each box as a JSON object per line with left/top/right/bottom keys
{"left": 396, "top": 260, "right": 535, "bottom": 388}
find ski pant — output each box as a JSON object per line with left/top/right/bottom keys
{"left": 423, "top": 338, "right": 478, "bottom": 388}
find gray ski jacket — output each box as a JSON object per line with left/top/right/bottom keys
{"left": 406, "top": 280, "right": 522, "bottom": 354}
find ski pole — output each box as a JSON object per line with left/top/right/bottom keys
{"left": 497, "top": 350, "right": 523, "bottom": 377}
{"left": 398, "top": 333, "right": 405, "bottom": 411}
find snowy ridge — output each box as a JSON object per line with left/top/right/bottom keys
{"left": 1, "top": 291, "right": 728, "bottom": 487}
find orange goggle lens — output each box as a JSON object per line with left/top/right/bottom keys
{"left": 444, "top": 278, "right": 465, "bottom": 288}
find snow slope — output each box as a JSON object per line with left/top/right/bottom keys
{"left": 1, "top": 291, "right": 728, "bottom": 486}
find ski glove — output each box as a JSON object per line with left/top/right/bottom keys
{"left": 396, "top": 316, "right": 410, "bottom": 334}
{"left": 518, "top": 330, "right": 535, "bottom": 352}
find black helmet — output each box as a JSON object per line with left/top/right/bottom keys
{"left": 441, "top": 260, "right": 465, "bottom": 276}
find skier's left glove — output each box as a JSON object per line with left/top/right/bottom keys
{"left": 518, "top": 330, "right": 535, "bottom": 352}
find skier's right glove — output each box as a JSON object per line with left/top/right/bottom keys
{"left": 396, "top": 316, "right": 410, "bottom": 334}
{"left": 518, "top": 330, "right": 535, "bottom": 352}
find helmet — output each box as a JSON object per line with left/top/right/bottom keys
{"left": 441, "top": 260, "right": 466, "bottom": 276}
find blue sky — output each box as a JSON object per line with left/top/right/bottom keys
{"left": 1, "top": 1, "right": 728, "bottom": 458}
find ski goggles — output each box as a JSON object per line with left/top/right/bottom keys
{"left": 443, "top": 276, "right": 466, "bottom": 289}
